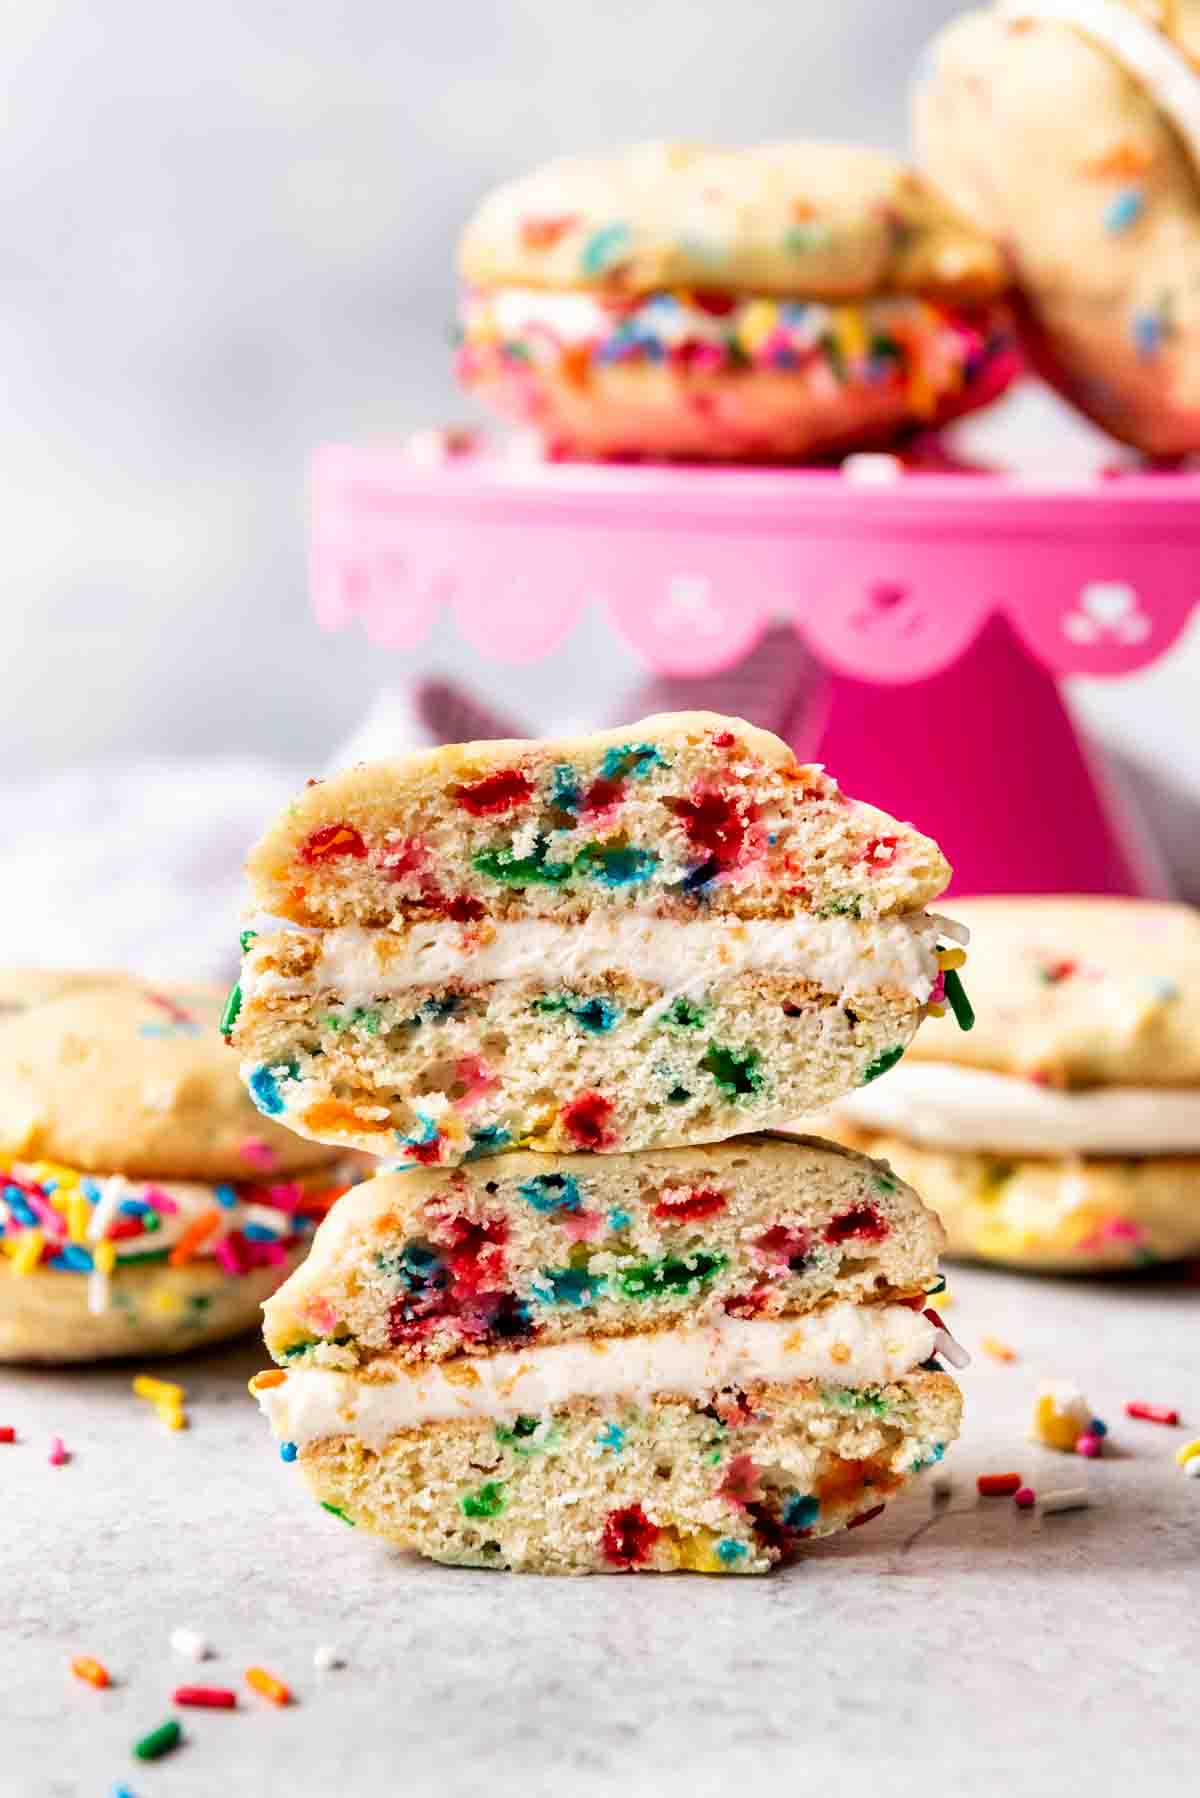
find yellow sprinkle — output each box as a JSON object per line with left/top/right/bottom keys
{"left": 926, "top": 1004, "right": 947, "bottom": 1019}
{"left": 907, "top": 367, "right": 937, "bottom": 419}
{"left": 156, "top": 1402, "right": 187, "bottom": 1432}
{"left": 94, "top": 1240, "right": 116, "bottom": 1275}
{"left": 67, "top": 1191, "right": 91, "bottom": 1245}
{"left": 981, "top": 1335, "right": 1018, "bottom": 1364}
{"left": 132, "top": 1374, "right": 186, "bottom": 1405}
{"left": 936, "top": 1289, "right": 954, "bottom": 1307}
{"left": 31, "top": 1160, "right": 81, "bottom": 1188}
{"left": 737, "top": 298, "right": 779, "bottom": 355}
{"left": 13, "top": 1229, "right": 44, "bottom": 1275}
{"left": 147, "top": 1287, "right": 185, "bottom": 1318}
{"left": 937, "top": 946, "right": 967, "bottom": 971}
{"left": 661, "top": 1525, "right": 724, "bottom": 1573}
{"left": 832, "top": 304, "right": 868, "bottom": 361}
{"left": 1175, "top": 1438, "right": 1200, "bottom": 1467}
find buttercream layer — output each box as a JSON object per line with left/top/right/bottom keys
{"left": 242, "top": 910, "right": 954, "bottom": 1010}
{"left": 253, "top": 1303, "right": 939, "bottom": 1445}
{"left": 834, "top": 1061, "right": 1200, "bottom": 1155}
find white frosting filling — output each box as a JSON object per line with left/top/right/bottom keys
{"left": 255, "top": 1304, "right": 938, "bottom": 1447}
{"left": 243, "top": 911, "right": 950, "bottom": 1012}
{"left": 996, "top": 0, "right": 1200, "bottom": 174}
{"left": 835, "top": 1061, "right": 1200, "bottom": 1155}
{"left": 476, "top": 287, "right": 948, "bottom": 348}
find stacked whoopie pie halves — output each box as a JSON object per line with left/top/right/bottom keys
{"left": 237, "top": 713, "right": 970, "bottom": 1574}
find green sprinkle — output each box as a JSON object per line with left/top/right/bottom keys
{"left": 666, "top": 1086, "right": 691, "bottom": 1105}
{"left": 820, "top": 895, "right": 863, "bottom": 919}
{"left": 860, "top": 1044, "right": 904, "bottom": 1085}
{"left": 942, "top": 966, "right": 975, "bottom": 1032}
{"left": 320, "top": 1501, "right": 355, "bottom": 1525}
{"left": 239, "top": 928, "right": 258, "bottom": 953}
{"left": 616, "top": 1251, "right": 726, "bottom": 1301}
{"left": 115, "top": 1246, "right": 171, "bottom": 1265}
{"left": 219, "top": 982, "right": 242, "bottom": 1037}
{"left": 325, "top": 1006, "right": 381, "bottom": 1035}
{"left": 580, "top": 221, "right": 630, "bottom": 275}
{"left": 664, "top": 996, "right": 707, "bottom": 1030}
{"left": 474, "top": 837, "right": 572, "bottom": 887}
{"left": 134, "top": 1720, "right": 182, "bottom": 1761}
{"left": 700, "top": 1043, "right": 763, "bottom": 1098}
{"left": 573, "top": 842, "right": 658, "bottom": 887}
{"left": 462, "top": 1481, "right": 506, "bottom": 1519}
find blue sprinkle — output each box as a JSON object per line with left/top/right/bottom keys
{"left": 575, "top": 844, "right": 658, "bottom": 888}
{"left": 600, "top": 742, "right": 665, "bottom": 781}
{"left": 119, "top": 1198, "right": 151, "bottom": 1216}
{"left": 396, "top": 1113, "right": 439, "bottom": 1154}
{"left": 608, "top": 1208, "right": 632, "bottom": 1233}
{"left": 531, "top": 1267, "right": 605, "bottom": 1308}
{"left": 51, "top": 1246, "right": 95, "bottom": 1271}
{"left": 549, "top": 764, "right": 581, "bottom": 813}
{"left": 214, "top": 1183, "right": 239, "bottom": 1210}
{"left": 465, "top": 1125, "right": 512, "bottom": 1160}
{"left": 280, "top": 1440, "right": 298, "bottom": 1463}
{"left": 783, "top": 1493, "right": 819, "bottom": 1530}
{"left": 248, "top": 1065, "right": 288, "bottom": 1116}
{"left": 1090, "top": 1417, "right": 1108, "bottom": 1438}
{"left": 596, "top": 1423, "right": 626, "bottom": 1455}
{"left": 717, "top": 1537, "right": 748, "bottom": 1565}
{"left": 1143, "top": 977, "right": 1180, "bottom": 1002}
{"left": 243, "top": 1223, "right": 280, "bottom": 1242}
{"left": 4, "top": 1189, "right": 37, "bottom": 1226}
{"left": 1132, "top": 309, "right": 1164, "bottom": 358}
{"left": 1104, "top": 187, "right": 1144, "bottom": 234}
{"left": 79, "top": 1178, "right": 102, "bottom": 1202}
{"left": 580, "top": 222, "right": 630, "bottom": 276}
{"left": 519, "top": 1174, "right": 582, "bottom": 1215}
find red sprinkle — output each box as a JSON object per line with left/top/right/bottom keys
{"left": 49, "top": 1436, "right": 69, "bottom": 1466}
{"left": 653, "top": 1186, "right": 727, "bottom": 1224}
{"left": 559, "top": 1091, "right": 616, "bottom": 1151}
{"left": 673, "top": 786, "right": 753, "bottom": 874}
{"left": 718, "top": 1453, "right": 764, "bottom": 1510}
{"left": 846, "top": 1503, "right": 887, "bottom": 1531}
{"left": 824, "top": 1205, "right": 888, "bottom": 1244}
{"left": 174, "top": 1686, "right": 237, "bottom": 1709}
{"left": 977, "top": 1472, "right": 1022, "bottom": 1496}
{"left": 1013, "top": 1487, "right": 1037, "bottom": 1510}
{"left": 1075, "top": 1433, "right": 1103, "bottom": 1458}
{"left": 754, "top": 1225, "right": 812, "bottom": 1269}
{"left": 445, "top": 894, "right": 486, "bottom": 923}
{"left": 0, "top": 1426, "right": 15, "bottom": 1443}
{"left": 711, "top": 730, "right": 736, "bottom": 748}
{"left": 451, "top": 769, "right": 532, "bottom": 817}
{"left": 860, "top": 835, "right": 899, "bottom": 869}
{"left": 300, "top": 823, "right": 366, "bottom": 864}
{"left": 519, "top": 213, "right": 578, "bottom": 251}
{"left": 601, "top": 1503, "right": 660, "bottom": 1568}
{"left": 1125, "top": 1402, "right": 1180, "bottom": 1426}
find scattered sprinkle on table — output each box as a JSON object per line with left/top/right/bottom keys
{"left": 1175, "top": 1439, "right": 1200, "bottom": 1468}
{"left": 71, "top": 1655, "right": 110, "bottom": 1688}
{"left": 313, "top": 1644, "right": 343, "bottom": 1672}
{"left": 173, "top": 1685, "right": 236, "bottom": 1709}
{"left": 170, "top": 1627, "right": 211, "bottom": 1661}
{"left": 48, "top": 1436, "right": 69, "bottom": 1466}
{"left": 133, "top": 1719, "right": 182, "bottom": 1761}
{"left": 1075, "top": 1432, "right": 1104, "bottom": 1458}
{"left": 1184, "top": 1458, "right": 1200, "bottom": 1481}
{"left": 132, "top": 1375, "right": 184, "bottom": 1405}
{"left": 980, "top": 1335, "right": 1017, "bottom": 1364}
{"left": 246, "top": 1666, "right": 291, "bottom": 1706}
{"left": 1126, "top": 1401, "right": 1180, "bottom": 1426}
{"left": 1041, "top": 1488, "right": 1091, "bottom": 1515}
{"left": 1013, "top": 1486, "right": 1036, "bottom": 1510}
{"left": 977, "top": 1472, "right": 1022, "bottom": 1497}
{"left": 0, "top": 1426, "right": 15, "bottom": 1443}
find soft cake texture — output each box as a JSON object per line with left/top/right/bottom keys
{"left": 0, "top": 968, "right": 132, "bottom": 1018}
{"left": 821, "top": 897, "right": 1200, "bottom": 1270}
{"left": 233, "top": 713, "right": 957, "bottom": 1163}
{"left": 256, "top": 1370, "right": 961, "bottom": 1574}
{"left": 456, "top": 140, "right": 1016, "bottom": 460}
{"left": 915, "top": 0, "right": 1200, "bottom": 454}
{"left": 262, "top": 1136, "right": 945, "bottom": 1369}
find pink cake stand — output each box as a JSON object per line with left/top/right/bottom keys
{"left": 310, "top": 437, "right": 1200, "bottom": 897}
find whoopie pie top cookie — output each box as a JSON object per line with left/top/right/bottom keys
{"left": 901, "top": 897, "right": 1200, "bottom": 1088}
{"left": 0, "top": 983, "right": 340, "bottom": 1182}
{"left": 459, "top": 139, "right": 1007, "bottom": 303}
{"left": 0, "top": 968, "right": 131, "bottom": 1017}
